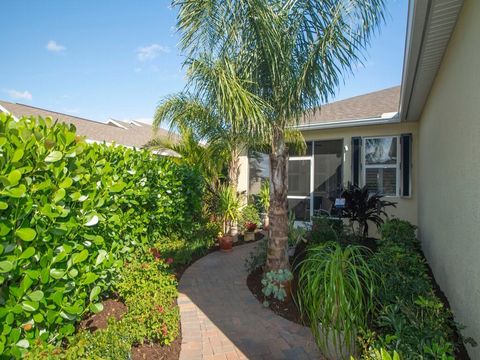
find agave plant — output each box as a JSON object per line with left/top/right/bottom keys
{"left": 341, "top": 183, "right": 396, "bottom": 239}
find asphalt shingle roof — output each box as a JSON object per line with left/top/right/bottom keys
{"left": 0, "top": 100, "right": 177, "bottom": 148}
{"left": 301, "top": 86, "right": 400, "bottom": 124}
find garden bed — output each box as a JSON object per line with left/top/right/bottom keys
{"left": 245, "top": 220, "right": 472, "bottom": 359}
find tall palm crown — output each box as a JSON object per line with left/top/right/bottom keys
{"left": 154, "top": 56, "right": 269, "bottom": 187}
{"left": 174, "top": 0, "right": 386, "bottom": 270}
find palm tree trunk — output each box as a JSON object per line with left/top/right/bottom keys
{"left": 266, "top": 132, "right": 289, "bottom": 271}
{"left": 228, "top": 147, "right": 240, "bottom": 189}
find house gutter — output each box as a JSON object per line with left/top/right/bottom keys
{"left": 294, "top": 112, "right": 399, "bottom": 131}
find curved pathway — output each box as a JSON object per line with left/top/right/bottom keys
{"left": 178, "top": 242, "right": 322, "bottom": 360}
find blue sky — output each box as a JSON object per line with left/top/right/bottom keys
{"left": 0, "top": 0, "right": 407, "bottom": 124}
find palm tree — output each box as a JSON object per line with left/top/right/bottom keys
{"left": 153, "top": 56, "right": 269, "bottom": 189}
{"left": 173, "top": 0, "right": 386, "bottom": 271}
{"left": 145, "top": 126, "right": 226, "bottom": 195}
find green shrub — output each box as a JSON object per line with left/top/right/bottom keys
{"left": 238, "top": 204, "right": 260, "bottom": 232}
{"left": 117, "top": 257, "right": 179, "bottom": 345}
{"left": 0, "top": 114, "right": 202, "bottom": 356}
{"left": 379, "top": 218, "right": 417, "bottom": 249}
{"left": 310, "top": 215, "right": 344, "bottom": 245}
{"left": 244, "top": 238, "right": 268, "bottom": 272}
{"left": 365, "top": 219, "right": 457, "bottom": 359}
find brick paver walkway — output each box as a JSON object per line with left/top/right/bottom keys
{"left": 178, "top": 242, "right": 322, "bottom": 360}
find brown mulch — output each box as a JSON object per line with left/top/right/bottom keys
{"left": 79, "top": 298, "right": 183, "bottom": 360}
{"left": 246, "top": 266, "right": 305, "bottom": 325}
{"left": 131, "top": 328, "right": 182, "bottom": 360}
{"left": 79, "top": 299, "right": 128, "bottom": 331}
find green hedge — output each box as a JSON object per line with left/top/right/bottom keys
{"left": 365, "top": 219, "right": 458, "bottom": 359}
{"left": 0, "top": 114, "right": 203, "bottom": 357}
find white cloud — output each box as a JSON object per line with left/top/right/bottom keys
{"left": 4, "top": 89, "right": 32, "bottom": 100}
{"left": 136, "top": 44, "right": 170, "bottom": 61}
{"left": 46, "top": 40, "right": 66, "bottom": 53}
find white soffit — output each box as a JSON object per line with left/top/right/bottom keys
{"left": 400, "top": 0, "right": 464, "bottom": 122}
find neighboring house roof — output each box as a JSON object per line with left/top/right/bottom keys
{"left": 0, "top": 100, "right": 178, "bottom": 148}
{"left": 400, "top": 0, "right": 464, "bottom": 121}
{"left": 297, "top": 86, "right": 400, "bottom": 130}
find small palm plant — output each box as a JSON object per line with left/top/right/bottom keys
{"left": 258, "top": 180, "right": 270, "bottom": 229}
{"left": 296, "top": 242, "right": 377, "bottom": 358}
{"left": 217, "top": 184, "right": 242, "bottom": 236}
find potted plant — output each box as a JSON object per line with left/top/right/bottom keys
{"left": 216, "top": 184, "right": 241, "bottom": 251}
{"left": 296, "top": 242, "right": 377, "bottom": 359}
{"left": 244, "top": 222, "right": 257, "bottom": 241}
{"left": 258, "top": 180, "right": 270, "bottom": 230}
{"left": 239, "top": 204, "right": 260, "bottom": 241}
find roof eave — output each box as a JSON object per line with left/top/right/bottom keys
{"left": 399, "top": 0, "right": 464, "bottom": 122}
{"left": 295, "top": 112, "right": 399, "bottom": 131}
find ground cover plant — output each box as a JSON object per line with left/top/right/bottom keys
{"left": 363, "top": 219, "right": 473, "bottom": 359}
{"left": 0, "top": 113, "right": 205, "bottom": 357}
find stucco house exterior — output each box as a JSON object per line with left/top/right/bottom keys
{"left": 239, "top": 0, "right": 479, "bottom": 356}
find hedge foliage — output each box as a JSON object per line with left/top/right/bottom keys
{"left": 0, "top": 113, "right": 203, "bottom": 357}
{"left": 366, "top": 219, "right": 458, "bottom": 359}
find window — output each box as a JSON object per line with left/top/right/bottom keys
{"left": 363, "top": 136, "right": 400, "bottom": 196}
{"left": 248, "top": 152, "right": 270, "bottom": 195}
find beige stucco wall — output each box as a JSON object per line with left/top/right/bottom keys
{"left": 302, "top": 121, "right": 419, "bottom": 227}
{"left": 417, "top": 0, "right": 480, "bottom": 357}
{"left": 238, "top": 121, "right": 419, "bottom": 231}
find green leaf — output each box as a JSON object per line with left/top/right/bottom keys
{"left": 0, "top": 261, "right": 13, "bottom": 273}
{"left": 89, "top": 302, "right": 104, "bottom": 314}
{"left": 95, "top": 250, "right": 107, "bottom": 266}
{"left": 72, "top": 250, "right": 89, "bottom": 265}
{"left": 45, "top": 150, "right": 63, "bottom": 163}
{"left": 84, "top": 214, "right": 99, "bottom": 227}
{"left": 11, "top": 149, "right": 24, "bottom": 162}
{"left": 15, "top": 228, "right": 37, "bottom": 241}
{"left": 59, "top": 177, "right": 73, "bottom": 188}
{"left": 53, "top": 188, "right": 66, "bottom": 203}
{"left": 16, "top": 339, "right": 29, "bottom": 349}
{"left": 89, "top": 286, "right": 101, "bottom": 302}
{"left": 110, "top": 181, "right": 126, "bottom": 193}
{"left": 7, "top": 170, "right": 21, "bottom": 186}
{"left": 33, "top": 313, "right": 44, "bottom": 323}
{"left": 0, "top": 201, "right": 8, "bottom": 210}
{"left": 82, "top": 272, "right": 98, "bottom": 285}
{"left": 68, "top": 268, "right": 78, "bottom": 278}
{"left": 21, "top": 301, "right": 38, "bottom": 312}
{"left": 4, "top": 184, "right": 26, "bottom": 198}
{"left": 49, "top": 269, "right": 65, "bottom": 279}
{"left": 27, "top": 290, "right": 44, "bottom": 302}
{"left": 18, "top": 247, "right": 35, "bottom": 260}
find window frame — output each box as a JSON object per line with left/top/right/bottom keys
{"left": 362, "top": 135, "right": 401, "bottom": 197}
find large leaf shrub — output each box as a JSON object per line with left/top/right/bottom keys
{"left": 0, "top": 114, "right": 203, "bottom": 357}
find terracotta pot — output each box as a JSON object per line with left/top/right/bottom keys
{"left": 218, "top": 235, "right": 233, "bottom": 252}
{"left": 244, "top": 231, "right": 255, "bottom": 242}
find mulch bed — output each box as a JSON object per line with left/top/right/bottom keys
{"left": 79, "top": 298, "right": 182, "bottom": 360}
{"left": 79, "top": 298, "right": 127, "bottom": 332}
{"left": 247, "top": 240, "right": 471, "bottom": 359}
{"left": 131, "top": 328, "right": 182, "bottom": 360}
{"left": 247, "top": 266, "right": 304, "bottom": 325}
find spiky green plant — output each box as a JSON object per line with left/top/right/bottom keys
{"left": 296, "top": 242, "right": 377, "bottom": 355}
